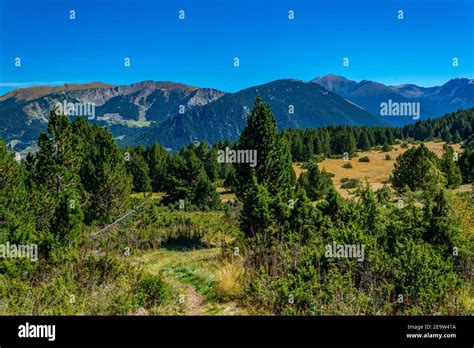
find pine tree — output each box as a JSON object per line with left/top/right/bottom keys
{"left": 234, "top": 97, "right": 295, "bottom": 199}
{"left": 145, "top": 143, "right": 168, "bottom": 192}
{"left": 357, "top": 132, "right": 371, "bottom": 151}
{"left": 163, "top": 153, "right": 189, "bottom": 203}
{"left": 72, "top": 118, "right": 132, "bottom": 224}
{"left": 440, "top": 145, "right": 462, "bottom": 188}
{"left": 32, "top": 112, "right": 85, "bottom": 237}
{"left": 452, "top": 130, "right": 462, "bottom": 143}
{"left": 422, "top": 186, "right": 460, "bottom": 254}
{"left": 0, "top": 141, "right": 36, "bottom": 244}
{"left": 163, "top": 147, "right": 219, "bottom": 209}
{"left": 239, "top": 175, "right": 274, "bottom": 238}
{"left": 385, "top": 129, "right": 395, "bottom": 144}
{"left": 126, "top": 147, "right": 152, "bottom": 193}
{"left": 375, "top": 130, "right": 387, "bottom": 145}
{"left": 330, "top": 129, "right": 356, "bottom": 155}
{"left": 51, "top": 189, "right": 84, "bottom": 245}
{"left": 320, "top": 186, "right": 346, "bottom": 221}
{"left": 313, "top": 134, "right": 323, "bottom": 154}
{"left": 195, "top": 142, "right": 219, "bottom": 182}
{"left": 194, "top": 172, "right": 220, "bottom": 209}
{"left": 459, "top": 150, "right": 474, "bottom": 184}
{"left": 35, "top": 113, "right": 82, "bottom": 195}
{"left": 298, "top": 163, "right": 333, "bottom": 200}
{"left": 391, "top": 144, "right": 446, "bottom": 193}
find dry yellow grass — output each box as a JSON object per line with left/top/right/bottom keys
{"left": 214, "top": 260, "right": 244, "bottom": 300}
{"left": 294, "top": 141, "right": 463, "bottom": 199}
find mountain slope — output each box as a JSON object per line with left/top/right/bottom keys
{"left": 312, "top": 75, "right": 474, "bottom": 126}
{"left": 125, "top": 79, "right": 385, "bottom": 150}
{"left": 0, "top": 81, "right": 225, "bottom": 150}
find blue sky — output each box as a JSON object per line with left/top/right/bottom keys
{"left": 0, "top": 0, "right": 472, "bottom": 95}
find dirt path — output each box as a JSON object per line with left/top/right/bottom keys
{"left": 136, "top": 248, "right": 246, "bottom": 315}
{"left": 181, "top": 282, "right": 205, "bottom": 315}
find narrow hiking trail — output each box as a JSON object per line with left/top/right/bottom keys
{"left": 136, "top": 248, "right": 246, "bottom": 315}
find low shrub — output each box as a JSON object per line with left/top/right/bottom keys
{"left": 342, "top": 162, "right": 353, "bottom": 169}
{"left": 340, "top": 177, "right": 361, "bottom": 189}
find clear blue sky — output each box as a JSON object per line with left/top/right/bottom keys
{"left": 0, "top": 0, "right": 472, "bottom": 95}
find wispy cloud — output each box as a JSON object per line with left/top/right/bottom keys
{"left": 0, "top": 81, "right": 84, "bottom": 88}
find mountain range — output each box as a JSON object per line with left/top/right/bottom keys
{"left": 1, "top": 75, "right": 472, "bottom": 151}
{"left": 312, "top": 75, "right": 474, "bottom": 127}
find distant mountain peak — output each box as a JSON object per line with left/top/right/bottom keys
{"left": 311, "top": 74, "right": 357, "bottom": 95}
{"left": 312, "top": 74, "right": 352, "bottom": 82}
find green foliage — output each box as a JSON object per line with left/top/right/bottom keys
{"left": 135, "top": 272, "right": 168, "bottom": 308}
{"left": 375, "top": 185, "right": 392, "bottom": 203}
{"left": 239, "top": 176, "right": 275, "bottom": 239}
{"left": 331, "top": 129, "right": 356, "bottom": 156}
{"left": 459, "top": 135, "right": 474, "bottom": 184}
{"left": 0, "top": 141, "right": 36, "bottom": 244}
{"left": 358, "top": 156, "right": 370, "bottom": 162}
{"left": 402, "top": 108, "right": 473, "bottom": 143}
{"left": 283, "top": 126, "right": 399, "bottom": 161}
{"left": 195, "top": 141, "right": 219, "bottom": 182}
{"left": 72, "top": 117, "right": 132, "bottom": 224}
{"left": 391, "top": 144, "right": 446, "bottom": 193}
{"left": 342, "top": 162, "right": 353, "bottom": 168}
{"left": 245, "top": 182, "right": 470, "bottom": 315}
{"left": 1, "top": 104, "right": 472, "bottom": 317}
{"left": 440, "top": 145, "right": 462, "bottom": 188}
{"left": 382, "top": 142, "right": 392, "bottom": 152}
{"left": 51, "top": 189, "right": 84, "bottom": 246}
{"left": 125, "top": 146, "right": 152, "bottom": 193}
{"left": 298, "top": 163, "right": 333, "bottom": 201}
{"left": 144, "top": 143, "right": 169, "bottom": 192}
{"left": 357, "top": 132, "right": 371, "bottom": 151}
{"left": 234, "top": 97, "right": 295, "bottom": 199}
{"left": 163, "top": 147, "right": 220, "bottom": 210}
{"left": 340, "top": 177, "right": 361, "bottom": 189}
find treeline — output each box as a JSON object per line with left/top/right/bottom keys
{"left": 401, "top": 108, "right": 474, "bottom": 143}
{"left": 281, "top": 108, "right": 474, "bottom": 162}
{"left": 282, "top": 126, "right": 400, "bottom": 161}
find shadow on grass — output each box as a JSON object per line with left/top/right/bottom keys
{"left": 161, "top": 235, "right": 212, "bottom": 251}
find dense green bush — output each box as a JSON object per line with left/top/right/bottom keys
{"left": 135, "top": 272, "right": 169, "bottom": 308}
